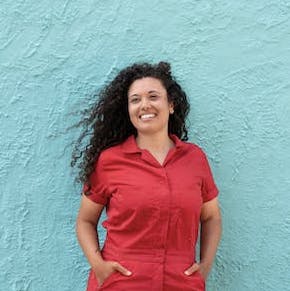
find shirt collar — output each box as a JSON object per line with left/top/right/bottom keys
{"left": 121, "top": 134, "right": 184, "bottom": 154}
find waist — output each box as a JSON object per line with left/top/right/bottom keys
{"left": 101, "top": 244, "right": 195, "bottom": 263}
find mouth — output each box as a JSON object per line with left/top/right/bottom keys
{"left": 139, "top": 113, "right": 157, "bottom": 120}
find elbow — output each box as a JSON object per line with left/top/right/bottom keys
{"left": 75, "top": 215, "right": 96, "bottom": 235}
{"left": 75, "top": 215, "right": 87, "bottom": 238}
{"left": 201, "top": 215, "right": 222, "bottom": 236}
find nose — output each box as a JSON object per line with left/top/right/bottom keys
{"left": 140, "top": 97, "right": 151, "bottom": 110}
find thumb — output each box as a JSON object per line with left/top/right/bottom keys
{"left": 114, "top": 262, "right": 132, "bottom": 276}
{"left": 184, "top": 263, "right": 200, "bottom": 276}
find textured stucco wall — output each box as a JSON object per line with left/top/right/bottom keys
{"left": 1, "top": 1, "right": 290, "bottom": 290}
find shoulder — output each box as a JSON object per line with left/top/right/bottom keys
{"left": 181, "top": 140, "right": 207, "bottom": 158}
{"left": 171, "top": 134, "right": 205, "bottom": 158}
{"left": 98, "top": 142, "right": 125, "bottom": 163}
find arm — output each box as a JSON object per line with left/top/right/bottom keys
{"left": 199, "top": 197, "right": 222, "bottom": 279}
{"left": 184, "top": 197, "right": 222, "bottom": 279}
{"left": 76, "top": 194, "right": 131, "bottom": 285}
{"left": 76, "top": 194, "right": 105, "bottom": 268}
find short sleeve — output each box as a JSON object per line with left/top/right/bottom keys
{"left": 201, "top": 151, "right": 219, "bottom": 203}
{"left": 82, "top": 154, "right": 109, "bottom": 205}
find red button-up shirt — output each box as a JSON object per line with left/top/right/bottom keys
{"left": 83, "top": 134, "right": 218, "bottom": 255}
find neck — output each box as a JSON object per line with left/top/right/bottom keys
{"left": 135, "top": 131, "right": 174, "bottom": 152}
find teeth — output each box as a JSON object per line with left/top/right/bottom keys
{"left": 140, "top": 114, "right": 156, "bottom": 119}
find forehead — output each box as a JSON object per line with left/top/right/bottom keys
{"left": 128, "top": 77, "right": 166, "bottom": 96}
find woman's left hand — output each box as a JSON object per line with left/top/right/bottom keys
{"left": 184, "top": 262, "right": 208, "bottom": 280}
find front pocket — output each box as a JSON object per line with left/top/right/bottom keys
{"left": 182, "top": 270, "right": 205, "bottom": 290}
{"left": 195, "top": 270, "right": 205, "bottom": 283}
{"left": 98, "top": 271, "right": 119, "bottom": 290}
{"left": 167, "top": 263, "right": 206, "bottom": 291}
{"left": 119, "top": 259, "right": 154, "bottom": 290}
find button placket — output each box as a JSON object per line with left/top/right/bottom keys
{"left": 160, "top": 167, "right": 173, "bottom": 255}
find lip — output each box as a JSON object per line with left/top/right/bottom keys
{"left": 139, "top": 113, "right": 157, "bottom": 120}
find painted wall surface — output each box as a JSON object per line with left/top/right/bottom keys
{"left": 1, "top": 1, "right": 289, "bottom": 290}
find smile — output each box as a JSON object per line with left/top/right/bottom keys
{"left": 139, "top": 113, "right": 157, "bottom": 120}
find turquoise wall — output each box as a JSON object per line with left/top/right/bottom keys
{"left": 1, "top": 1, "right": 289, "bottom": 290}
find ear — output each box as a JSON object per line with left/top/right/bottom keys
{"left": 169, "top": 101, "right": 174, "bottom": 114}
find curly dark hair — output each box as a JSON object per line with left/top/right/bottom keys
{"left": 71, "top": 61, "right": 190, "bottom": 188}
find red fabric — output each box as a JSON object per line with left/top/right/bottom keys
{"left": 84, "top": 134, "right": 218, "bottom": 291}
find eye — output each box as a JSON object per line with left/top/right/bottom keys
{"left": 130, "top": 97, "right": 139, "bottom": 103}
{"left": 150, "top": 95, "right": 158, "bottom": 99}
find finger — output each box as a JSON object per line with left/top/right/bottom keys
{"left": 184, "top": 263, "right": 200, "bottom": 276}
{"left": 113, "top": 262, "right": 132, "bottom": 276}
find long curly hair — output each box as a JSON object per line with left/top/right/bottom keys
{"left": 71, "top": 61, "right": 190, "bottom": 188}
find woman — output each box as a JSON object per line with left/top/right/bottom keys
{"left": 72, "top": 62, "right": 222, "bottom": 291}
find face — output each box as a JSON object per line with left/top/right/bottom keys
{"left": 127, "top": 77, "right": 174, "bottom": 136}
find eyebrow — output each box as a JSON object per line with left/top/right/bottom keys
{"left": 129, "top": 90, "right": 160, "bottom": 98}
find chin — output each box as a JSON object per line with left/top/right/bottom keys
{"left": 136, "top": 127, "right": 166, "bottom": 135}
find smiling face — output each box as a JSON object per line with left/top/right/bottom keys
{"left": 128, "top": 77, "right": 174, "bottom": 136}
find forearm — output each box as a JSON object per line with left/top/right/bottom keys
{"left": 76, "top": 219, "right": 104, "bottom": 268}
{"left": 199, "top": 217, "right": 222, "bottom": 273}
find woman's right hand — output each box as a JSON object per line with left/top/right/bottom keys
{"left": 93, "top": 260, "right": 132, "bottom": 287}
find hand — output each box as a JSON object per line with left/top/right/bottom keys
{"left": 184, "top": 262, "right": 208, "bottom": 281}
{"left": 93, "top": 260, "right": 132, "bottom": 286}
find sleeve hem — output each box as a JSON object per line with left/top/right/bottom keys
{"left": 202, "top": 187, "right": 219, "bottom": 203}
{"left": 85, "top": 193, "right": 107, "bottom": 205}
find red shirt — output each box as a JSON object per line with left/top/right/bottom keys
{"left": 83, "top": 134, "right": 218, "bottom": 254}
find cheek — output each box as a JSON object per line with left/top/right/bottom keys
{"left": 128, "top": 105, "right": 137, "bottom": 123}
{"left": 160, "top": 107, "right": 170, "bottom": 119}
